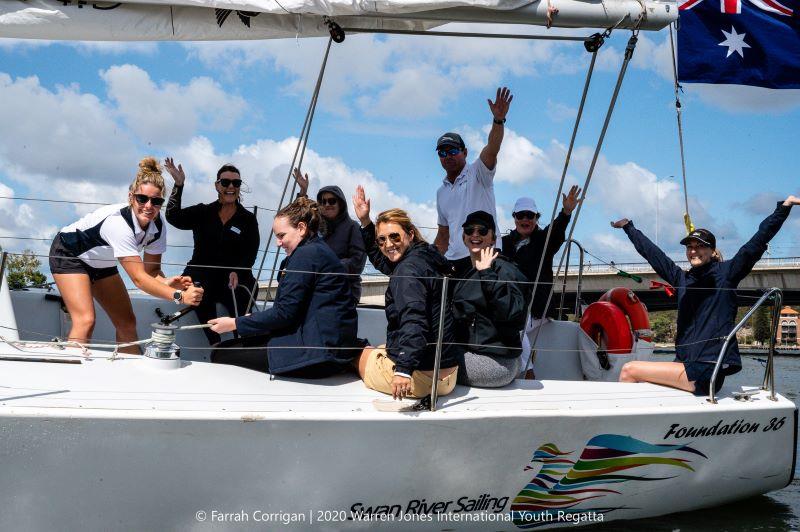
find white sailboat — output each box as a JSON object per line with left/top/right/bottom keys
{"left": 0, "top": 1, "right": 796, "bottom": 529}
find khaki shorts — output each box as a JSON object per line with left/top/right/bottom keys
{"left": 361, "top": 347, "right": 457, "bottom": 398}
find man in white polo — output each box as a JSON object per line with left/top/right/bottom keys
{"left": 434, "top": 87, "right": 513, "bottom": 278}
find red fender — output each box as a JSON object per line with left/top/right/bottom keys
{"left": 580, "top": 301, "right": 634, "bottom": 354}
{"left": 599, "top": 287, "right": 652, "bottom": 342}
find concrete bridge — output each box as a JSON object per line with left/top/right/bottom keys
{"left": 260, "top": 256, "right": 800, "bottom": 311}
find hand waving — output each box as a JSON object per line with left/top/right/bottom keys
{"left": 352, "top": 185, "right": 372, "bottom": 226}
{"left": 610, "top": 219, "right": 630, "bottom": 229}
{"left": 292, "top": 167, "right": 309, "bottom": 196}
{"left": 475, "top": 247, "right": 499, "bottom": 271}
{"left": 783, "top": 195, "right": 800, "bottom": 206}
{"left": 164, "top": 157, "right": 185, "bottom": 186}
{"left": 488, "top": 87, "right": 513, "bottom": 121}
{"left": 562, "top": 185, "right": 583, "bottom": 215}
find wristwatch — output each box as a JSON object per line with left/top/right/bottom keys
{"left": 493, "top": 117, "right": 506, "bottom": 125}
{"left": 173, "top": 290, "right": 183, "bottom": 304}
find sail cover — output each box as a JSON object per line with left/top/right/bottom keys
{"left": 0, "top": 0, "right": 676, "bottom": 41}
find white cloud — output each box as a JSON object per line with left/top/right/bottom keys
{"left": 463, "top": 126, "right": 561, "bottom": 184}
{"left": 185, "top": 23, "right": 573, "bottom": 120}
{"left": 169, "top": 135, "right": 440, "bottom": 239}
{"left": 100, "top": 64, "right": 247, "bottom": 146}
{"left": 0, "top": 39, "right": 156, "bottom": 54}
{"left": 546, "top": 99, "right": 577, "bottom": 122}
{"left": 0, "top": 73, "right": 137, "bottom": 183}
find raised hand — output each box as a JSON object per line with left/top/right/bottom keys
{"left": 562, "top": 185, "right": 583, "bottom": 215}
{"left": 475, "top": 247, "right": 498, "bottom": 271}
{"left": 164, "top": 157, "right": 185, "bottom": 186}
{"left": 292, "top": 167, "right": 309, "bottom": 196}
{"left": 352, "top": 185, "right": 371, "bottom": 226}
{"left": 610, "top": 219, "right": 630, "bottom": 229}
{"left": 487, "top": 87, "right": 513, "bottom": 121}
{"left": 783, "top": 195, "right": 800, "bottom": 206}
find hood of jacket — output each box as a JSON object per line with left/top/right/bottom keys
{"left": 317, "top": 185, "right": 349, "bottom": 235}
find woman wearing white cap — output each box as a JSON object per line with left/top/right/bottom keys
{"left": 611, "top": 194, "right": 800, "bottom": 395}
{"left": 501, "top": 185, "right": 581, "bottom": 318}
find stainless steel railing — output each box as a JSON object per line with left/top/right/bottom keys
{"left": 708, "top": 287, "right": 782, "bottom": 404}
{"left": 558, "top": 239, "right": 586, "bottom": 320}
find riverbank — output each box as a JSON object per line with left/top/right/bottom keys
{"left": 654, "top": 344, "right": 800, "bottom": 356}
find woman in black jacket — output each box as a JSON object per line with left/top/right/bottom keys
{"left": 293, "top": 168, "right": 366, "bottom": 306}
{"left": 612, "top": 194, "right": 799, "bottom": 395}
{"left": 208, "top": 198, "right": 358, "bottom": 378}
{"left": 164, "top": 159, "right": 259, "bottom": 345}
{"left": 452, "top": 210, "right": 528, "bottom": 387}
{"left": 352, "top": 185, "right": 460, "bottom": 400}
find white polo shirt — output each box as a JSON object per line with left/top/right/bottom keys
{"left": 59, "top": 203, "right": 167, "bottom": 269}
{"left": 436, "top": 159, "right": 497, "bottom": 260}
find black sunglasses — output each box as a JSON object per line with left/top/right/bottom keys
{"left": 437, "top": 147, "right": 463, "bottom": 158}
{"left": 217, "top": 178, "right": 242, "bottom": 188}
{"left": 514, "top": 211, "right": 539, "bottom": 220}
{"left": 319, "top": 197, "right": 339, "bottom": 206}
{"left": 133, "top": 194, "right": 165, "bottom": 207}
{"left": 463, "top": 225, "right": 490, "bottom": 237}
{"left": 376, "top": 232, "right": 403, "bottom": 247}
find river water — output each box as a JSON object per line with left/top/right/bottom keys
{"left": 594, "top": 353, "right": 800, "bottom": 531}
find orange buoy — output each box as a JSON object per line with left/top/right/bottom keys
{"left": 599, "top": 287, "right": 652, "bottom": 342}
{"left": 580, "top": 301, "right": 634, "bottom": 354}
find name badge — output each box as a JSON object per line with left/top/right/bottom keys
{"left": 230, "top": 226, "right": 241, "bottom": 235}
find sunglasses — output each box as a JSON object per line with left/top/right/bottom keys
{"left": 376, "top": 232, "right": 403, "bottom": 247}
{"left": 463, "top": 225, "right": 490, "bottom": 237}
{"left": 133, "top": 194, "right": 165, "bottom": 207}
{"left": 217, "top": 178, "right": 242, "bottom": 188}
{"left": 437, "top": 148, "right": 463, "bottom": 158}
{"left": 319, "top": 197, "right": 339, "bottom": 207}
{"left": 514, "top": 211, "right": 539, "bottom": 220}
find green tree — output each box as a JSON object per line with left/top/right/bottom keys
{"left": 751, "top": 306, "right": 771, "bottom": 345}
{"left": 650, "top": 310, "right": 677, "bottom": 343}
{"left": 2, "top": 249, "right": 47, "bottom": 289}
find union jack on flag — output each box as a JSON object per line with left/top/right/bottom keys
{"left": 677, "top": 0, "right": 800, "bottom": 88}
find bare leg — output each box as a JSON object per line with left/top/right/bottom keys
{"left": 619, "top": 361, "right": 695, "bottom": 392}
{"left": 53, "top": 273, "right": 95, "bottom": 344}
{"left": 92, "top": 274, "right": 140, "bottom": 355}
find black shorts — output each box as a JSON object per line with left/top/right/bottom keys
{"left": 683, "top": 361, "right": 725, "bottom": 396}
{"left": 49, "top": 234, "right": 119, "bottom": 282}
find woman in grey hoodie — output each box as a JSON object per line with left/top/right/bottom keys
{"left": 293, "top": 169, "right": 367, "bottom": 305}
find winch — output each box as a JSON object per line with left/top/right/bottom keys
{"left": 144, "top": 323, "right": 181, "bottom": 360}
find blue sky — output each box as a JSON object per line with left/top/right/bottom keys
{"left": 0, "top": 24, "right": 798, "bottom": 279}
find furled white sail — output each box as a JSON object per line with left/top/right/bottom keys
{"left": 0, "top": 0, "right": 676, "bottom": 41}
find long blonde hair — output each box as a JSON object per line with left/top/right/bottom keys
{"left": 129, "top": 156, "right": 165, "bottom": 197}
{"left": 375, "top": 208, "right": 426, "bottom": 243}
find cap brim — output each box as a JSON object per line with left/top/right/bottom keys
{"left": 680, "top": 236, "right": 712, "bottom": 247}
{"left": 436, "top": 142, "right": 461, "bottom": 150}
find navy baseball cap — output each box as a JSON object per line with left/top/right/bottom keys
{"left": 680, "top": 228, "right": 716, "bottom": 248}
{"left": 436, "top": 132, "right": 465, "bottom": 150}
{"left": 462, "top": 210, "right": 496, "bottom": 233}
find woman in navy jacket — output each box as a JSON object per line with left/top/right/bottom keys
{"left": 351, "top": 186, "right": 460, "bottom": 400}
{"left": 611, "top": 194, "right": 799, "bottom": 395}
{"left": 209, "top": 198, "right": 358, "bottom": 377}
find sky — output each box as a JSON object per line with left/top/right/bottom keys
{"left": 0, "top": 22, "right": 799, "bottom": 280}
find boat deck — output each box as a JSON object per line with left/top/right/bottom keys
{"left": 0, "top": 347, "right": 790, "bottom": 418}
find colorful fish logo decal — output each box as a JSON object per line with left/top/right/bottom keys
{"left": 511, "top": 434, "right": 707, "bottom": 528}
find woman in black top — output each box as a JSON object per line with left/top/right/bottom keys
{"left": 612, "top": 194, "right": 799, "bottom": 395}
{"left": 352, "top": 186, "right": 459, "bottom": 400}
{"left": 165, "top": 158, "right": 260, "bottom": 345}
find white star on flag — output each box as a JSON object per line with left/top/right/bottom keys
{"left": 718, "top": 26, "right": 752, "bottom": 58}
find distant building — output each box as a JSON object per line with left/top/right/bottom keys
{"left": 777, "top": 306, "right": 799, "bottom": 346}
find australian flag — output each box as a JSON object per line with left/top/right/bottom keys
{"left": 677, "top": 0, "right": 800, "bottom": 89}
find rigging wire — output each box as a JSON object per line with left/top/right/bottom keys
{"left": 247, "top": 35, "right": 334, "bottom": 314}
{"left": 668, "top": 22, "right": 694, "bottom": 235}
